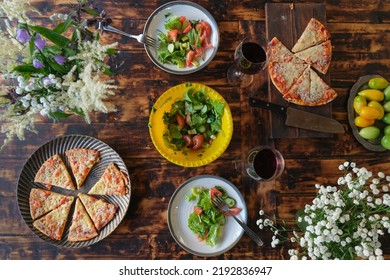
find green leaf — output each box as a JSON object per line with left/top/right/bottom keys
{"left": 53, "top": 17, "right": 74, "bottom": 34}
{"left": 81, "top": 7, "right": 100, "bottom": 17}
{"left": 106, "top": 48, "right": 119, "bottom": 55}
{"left": 29, "top": 25, "right": 70, "bottom": 47}
{"left": 48, "top": 111, "right": 73, "bottom": 122}
{"left": 12, "top": 65, "right": 43, "bottom": 74}
{"left": 101, "top": 67, "right": 114, "bottom": 76}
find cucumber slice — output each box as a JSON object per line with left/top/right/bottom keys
{"left": 224, "top": 197, "right": 236, "bottom": 208}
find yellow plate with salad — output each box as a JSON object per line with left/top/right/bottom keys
{"left": 149, "top": 83, "right": 233, "bottom": 167}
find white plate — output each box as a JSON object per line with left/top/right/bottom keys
{"left": 143, "top": 1, "right": 219, "bottom": 75}
{"left": 167, "top": 175, "right": 247, "bottom": 257}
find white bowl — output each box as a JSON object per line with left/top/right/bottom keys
{"left": 143, "top": 1, "right": 220, "bottom": 75}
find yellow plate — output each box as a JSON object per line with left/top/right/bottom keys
{"left": 149, "top": 83, "right": 233, "bottom": 167}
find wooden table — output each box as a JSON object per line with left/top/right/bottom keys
{"left": 1, "top": 0, "right": 389, "bottom": 260}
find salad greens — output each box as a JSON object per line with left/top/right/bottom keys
{"left": 157, "top": 14, "right": 213, "bottom": 67}
{"left": 162, "top": 84, "right": 224, "bottom": 152}
{"left": 186, "top": 186, "right": 239, "bottom": 247}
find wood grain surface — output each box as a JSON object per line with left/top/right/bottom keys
{"left": 0, "top": 0, "right": 390, "bottom": 260}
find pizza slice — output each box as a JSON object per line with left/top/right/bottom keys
{"left": 34, "top": 154, "right": 75, "bottom": 190}
{"left": 32, "top": 199, "right": 73, "bottom": 240}
{"left": 268, "top": 61, "right": 308, "bottom": 95}
{"left": 294, "top": 40, "right": 332, "bottom": 74}
{"left": 308, "top": 68, "right": 337, "bottom": 106}
{"left": 283, "top": 66, "right": 311, "bottom": 105}
{"left": 292, "top": 18, "right": 331, "bottom": 53}
{"left": 78, "top": 193, "right": 118, "bottom": 231}
{"left": 68, "top": 198, "right": 98, "bottom": 242}
{"left": 268, "top": 37, "right": 305, "bottom": 64}
{"left": 29, "top": 188, "right": 74, "bottom": 220}
{"left": 65, "top": 148, "right": 100, "bottom": 189}
{"left": 88, "top": 163, "right": 128, "bottom": 196}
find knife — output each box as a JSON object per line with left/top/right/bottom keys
{"left": 248, "top": 97, "right": 345, "bottom": 134}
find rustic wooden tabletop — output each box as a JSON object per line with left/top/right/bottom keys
{"left": 0, "top": 0, "right": 389, "bottom": 260}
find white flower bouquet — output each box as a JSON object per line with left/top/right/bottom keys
{"left": 0, "top": 0, "right": 118, "bottom": 149}
{"left": 257, "top": 162, "right": 390, "bottom": 260}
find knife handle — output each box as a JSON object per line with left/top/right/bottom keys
{"left": 248, "top": 97, "right": 287, "bottom": 114}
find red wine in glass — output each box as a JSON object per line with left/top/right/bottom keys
{"left": 245, "top": 147, "right": 284, "bottom": 181}
{"left": 235, "top": 42, "right": 267, "bottom": 75}
{"left": 227, "top": 34, "right": 269, "bottom": 87}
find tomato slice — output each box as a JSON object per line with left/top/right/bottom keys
{"left": 168, "top": 29, "right": 178, "bottom": 42}
{"left": 229, "top": 207, "right": 242, "bottom": 216}
{"left": 192, "top": 134, "right": 204, "bottom": 150}
{"left": 194, "top": 206, "right": 203, "bottom": 215}
{"left": 176, "top": 114, "right": 185, "bottom": 129}
{"left": 200, "top": 21, "right": 211, "bottom": 37}
{"left": 179, "top": 16, "right": 186, "bottom": 23}
{"left": 195, "top": 47, "right": 203, "bottom": 58}
{"left": 182, "top": 134, "right": 193, "bottom": 147}
{"left": 210, "top": 187, "right": 222, "bottom": 200}
{"left": 186, "top": 50, "right": 195, "bottom": 67}
{"left": 182, "top": 22, "right": 192, "bottom": 34}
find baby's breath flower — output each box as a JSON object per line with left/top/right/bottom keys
{"left": 257, "top": 162, "right": 390, "bottom": 260}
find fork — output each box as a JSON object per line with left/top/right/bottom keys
{"left": 99, "top": 23, "right": 159, "bottom": 49}
{"left": 213, "top": 196, "right": 264, "bottom": 246}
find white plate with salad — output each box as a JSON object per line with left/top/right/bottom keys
{"left": 143, "top": 1, "right": 219, "bottom": 75}
{"left": 167, "top": 175, "right": 247, "bottom": 257}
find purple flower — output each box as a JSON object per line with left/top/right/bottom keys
{"left": 33, "top": 59, "right": 44, "bottom": 69}
{"left": 54, "top": 55, "right": 66, "bottom": 65}
{"left": 16, "top": 29, "right": 30, "bottom": 44}
{"left": 34, "top": 34, "right": 46, "bottom": 51}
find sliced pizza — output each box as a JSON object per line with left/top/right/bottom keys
{"left": 283, "top": 66, "right": 311, "bottom": 105}
{"left": 29, "top": 188, "right": 74, "bottom": 220}
{"left": 88, "top": 163, "right": 128, "bottom": 196}
{"left": 34, "top": 154, "right": 75, "bottom": 190}
{"left": 68, "top": 198, "right": 98, "bottom": 242}
{"left": 65, "top": 148, "right": 100, "bottom": 189}
{"left": 294, "top": 40, "right": 332, "bottom": 74}
{"left": 32, "top": 199, "right": 73, "bottom": 240}
{"left": 268, "top": 61, "right": 308, "bottom": 95}
{"left": 308, "top": 68, "right": 337, "bottom": 106}
{"left": 292, "top": 18, "right": 331, "bottom": 53}
{"left": 78, "top": 193, "right": 118, "bottom": 231}
{"left": 268, "top": 37, "right": 305, "bottom": 64}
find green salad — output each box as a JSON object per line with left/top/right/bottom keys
{"left": 157, "top": 14, "right": 213, "bottom": 68}
{"left": 162, "top": 85, "right": 224, "bottom": 151}
{"left": 186, "top": 186, "right": 241, "bottom": 247}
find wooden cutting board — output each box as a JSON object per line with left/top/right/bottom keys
{"left": 265, "top": 3, "right": 332, "bottom": 138}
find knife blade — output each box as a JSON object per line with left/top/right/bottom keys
{"left": 248, "top": 97, "right": 345, "bottom": 134}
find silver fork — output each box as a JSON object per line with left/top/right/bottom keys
{"left": 213, "top": 196, "right": 264, "bottom": 246}
{"left": 99, "top": 23, "right": 159, "bottom": 49}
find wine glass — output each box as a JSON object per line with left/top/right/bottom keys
{"left": 227, "top": 34, "right": 269, "bottom": 88}
{"left": 236, "top": 146, "right": 285, "bottom": 181}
